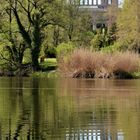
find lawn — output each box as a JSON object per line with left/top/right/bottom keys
{"left": 40, "top": 58, "right": 57, "bottom": 71}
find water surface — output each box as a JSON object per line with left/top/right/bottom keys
{"left": 0, "top": 77, "right": 140, "bottom": 140}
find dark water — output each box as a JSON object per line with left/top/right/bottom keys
{"left": 0, "top": 78, "right": 140, "bottom": 140}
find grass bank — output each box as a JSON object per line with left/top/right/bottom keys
{"left": 40, "top": 58, "right": 57, "bottom": 71}
{"left": 0, "top": 58, "right": 57, "bottom": 77}
{"left": 31, "top": 70, "right": 58, "bottom": 78}
{"left": 58, "top": 49, "right": 140, "bottom": 79}
{"left": 31, "top": 58, "right": 58, "bottom": 78}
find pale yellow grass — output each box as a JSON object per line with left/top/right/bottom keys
{"left": 58, "top": 49, "right": 140, "bottom": 78}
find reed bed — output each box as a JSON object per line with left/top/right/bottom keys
{"left": 58, "top": 49, "right": 140, "bottom": 78}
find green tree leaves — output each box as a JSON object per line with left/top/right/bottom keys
{"left": 117, "top": 0, "right": 140, "bottom": 51}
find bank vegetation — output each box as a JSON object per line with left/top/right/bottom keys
{"left": 0, "top": 0, "right": 140, "bottom": 79}
{"left": 58, "top": 49, "right": 140, "bottom": 78}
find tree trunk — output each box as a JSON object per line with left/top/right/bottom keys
{"left": 31, "top": 16, "right": 42, "bottom": 71}
{"left": 31, "top": 49, "right": 40, "bottom": 71}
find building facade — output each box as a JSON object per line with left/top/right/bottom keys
{"left": 80, "top": 0, "right": 118, "bottom": 8}
{"left": 79, "top": 0, "right": 118, "bottom": 29}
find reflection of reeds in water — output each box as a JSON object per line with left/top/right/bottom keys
{"left": 58, "top": 49, "right": 140, "bottom": 78}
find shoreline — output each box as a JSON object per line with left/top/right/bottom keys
{"left": 0, "top": 70, "right": 140, "bottom": 79}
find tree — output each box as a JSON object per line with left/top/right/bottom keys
{"left": 106, "top": 3, "right": 118, "bottom": 29}
{"left": 7, "top": 0, "right": 45, "bottom": 71}
{"left": 4, "top": 0, "right": 65, "bottom": 71}
{"left": 0, "top": 0, "right": 93, "bottom": 73}
{"left": 59, "top": 0, "right": 93, "bottom": 44}
{"left": 117, "top": 0, "right": 140, "bottom": 52}
{"left": 40, "top": 0, "right": 93, "bottom": 54}
{"left": 0, "top": 0, "right": 28, "bottom": 74}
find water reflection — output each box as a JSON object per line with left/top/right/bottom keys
{"left": 0, "top": 78, "right": 140, "bottom": 139}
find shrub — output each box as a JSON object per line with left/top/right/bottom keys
{"left": 101, "top": 42, "right": 121, "bottom": 53}
{"left": 58, "top": 49, "right": 140, "bottom": 79}
{"left": 56, "top": 42, "right": 75, "bottom": 57}
{"left": 90, "top": 29, "right": 108, "bottom": 51}
{"left": 90, "top": 33, "right": 103, "bottom": 51}
{"left": 44, "top": 47, "right": 56, "bottom": 58}
{"left": 77, "top": 31, "right": 95, "bottom": 47}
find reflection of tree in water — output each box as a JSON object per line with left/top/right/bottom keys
{"left": 0, "top": 78, "right": 30, "bottom": 139}
{"left": 8, "top": 77, "right": 31, "bottom": 140}
{"left": 0, "top": 78, "right": 140, "bottom": 139}
{"left": 0, "top": 78, "right": 126, "bottom": 140}
{"left": 31, "top": 78, "right": 40, "bottom": 140}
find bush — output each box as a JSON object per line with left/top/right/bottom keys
{"left": 90, "top": 33, "right": 103, "bottom": 51}
{"left": 101, "top": 42, "right": 121, "bottom": 53}
{"left": 76, "top": 31, "right": 94, "bottom": 47}
{"left": 58, "top": 49, "right": 140, "bottom": 79}
{"left": 44, "top": 47, "right": 56, "bottom": 58}
{"left": 56, "top": 42, "right": 75, "bottom": 57}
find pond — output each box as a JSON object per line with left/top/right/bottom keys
{"left": 0, "top": 77, "right": 140, "bottom": 140}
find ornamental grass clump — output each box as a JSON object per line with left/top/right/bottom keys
{"left": 58, "top": 49, "right": 96, "bottom": 78}
{"left": 113, "top": 52, "right": 140, "bottom": 78}
{"left": 58, "top": 49, "right": 140, "bottom": 78}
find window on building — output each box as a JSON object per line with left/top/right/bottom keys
{"left": 84, "top": 0, "right": 88, "bottom": 5}
{"left": 96, "top": 23, "right": 105, "bottom": 28}
{"left": 108, "top": 0, "right": 112, "bottom": 4}
{"left": 89, "top": 0, "right": 92, "bottom": 5}
{"left": 80, "top": 0, "right": 84, "bottom": 5}
{"left": 93, "top": 0, "right": 96, "bottom": 5}
{"left": 98, "top": 0, "right": 101, "bottom": 5}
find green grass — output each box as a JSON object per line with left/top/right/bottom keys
{"left": 132, "top": 72, "right": 140, "bottom": 79}
{"left": 31, "top": 58, "right": 58, "bottom": 78}
{"left": 31, "top": 70, "right": 58, "bottom": 78}
{"left": 40, "top": 58, "right": 57, "bottom": 71}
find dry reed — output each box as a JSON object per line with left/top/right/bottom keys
{"left": 58, "top": 49, "right": 140, "bottom": 78}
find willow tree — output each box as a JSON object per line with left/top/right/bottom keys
{"left": 117, "top": 0, "right": 140, "bottom": 52}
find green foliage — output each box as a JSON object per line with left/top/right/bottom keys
{"left": 90, "top": 29, "right": 107, "bottom": 50}
{"left": 0, "top": 0, "right": 93, "bottom": 73}
{"left": 117, "top": 0, "right": 140, "bottom": 51}
{"left": 132, "top": 72, "right": 140, "bottom": 79}
{"left": 90, "top": 25, "right": 118, "bottom": 51}
{"left": 73, "top": 12, "right": 93, "bottom": 46}
{"left": 40, "top": 58, "right": 57, "bottom": 71}
{"left": 31, "top": 71, "right": 58, "bottom": 78}
{"left": 59, "top": 3, "right": 93, "bottom": 43}
{"left": 76, "top": 31, "right": 94, "bottom": 47}
{"left": 22, "top": 49, "right": 32, "bottom": 64}
{"left": 44, "top": 47, "right": 56, "bottom": 58}
{"left": 43, "top": 25, "right": 68, "bottom": 50}
{"left": 108, "top": 23, "right": 117, "bottom": 45}
{"left": 101, "top": 42, "right": 121, "bottom": 53}
{"left": 0, "top": 43, "right": 11, "bottom": 70}
{"left": 56, "top": 42, "right": 75, "bottom": 57}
